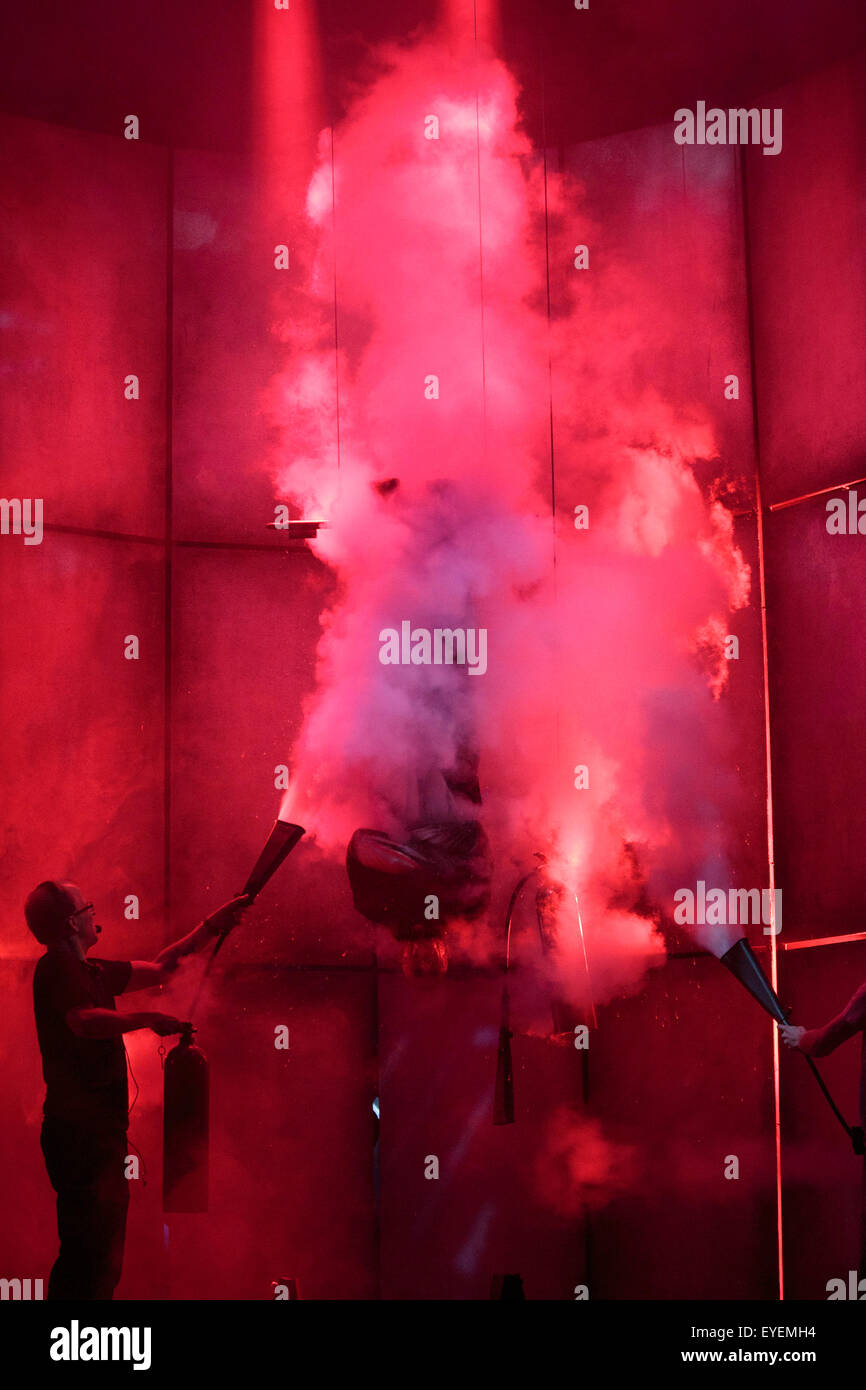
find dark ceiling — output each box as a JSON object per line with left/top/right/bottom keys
{"left": 1, "top": 0, "right": 864, "bottom": 153}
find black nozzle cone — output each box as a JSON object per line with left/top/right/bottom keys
{"left": 243, "top": 820, "right": 305, "bottom": 901}
{"left": 720, "top": 937, "right": 788, "bottom": 1025}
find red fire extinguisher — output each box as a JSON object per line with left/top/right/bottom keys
{"left": 163, "top": 1024, "right": 209, "bottom": 1213}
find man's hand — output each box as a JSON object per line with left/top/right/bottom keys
{"left": 144, "top": 1013, "right": 189, "bottom": 1037}
{"left": 155, "top": 894, "right": 254, "bottom": 973}
{"left": 203, "top": 894, "right": 253, "bottom": 939}
{"left": 779, "top": 1023, "right": 806, "bottom": 1049}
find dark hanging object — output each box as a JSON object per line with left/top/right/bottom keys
{"left": 491, "top": 1274, "right": 526, "bottom": 1299}
{"left": 493, "top": 983, "right": 515, "bottom": 1126}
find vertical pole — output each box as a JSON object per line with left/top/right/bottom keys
{"left": 162, "top": 145, "right": 175, "bottom": 1300}
{"left": 373, "top": 940, "right": 382, "bottom": 1299}
{"left": 163, "top": 146, "right": 174, "bottom": 945}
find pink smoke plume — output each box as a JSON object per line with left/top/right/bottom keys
{"left": 535, "top": 1106, "right": 637, "bottom": 1216}
{"left": 263, "top": 31, "right": 751, "bottom": 1004}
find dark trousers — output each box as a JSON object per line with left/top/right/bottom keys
{"left": 40, "top": 1118, "right": 130, "bottom": 1300}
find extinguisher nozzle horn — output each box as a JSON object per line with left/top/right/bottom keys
{"left": 719, "top": 936, "right": 789, "bottom": 1025}
{"left": 241, "top": 821, "right": 306, "bottom": 902}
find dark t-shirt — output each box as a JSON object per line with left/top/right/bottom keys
{"left": 33, "top": 952, "right": 132, "bottom": 1130}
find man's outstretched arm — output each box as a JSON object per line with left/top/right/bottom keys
{"left": 124, "top": 896, "right": 252, "bottom": 992}
{"left": 779, "top": 981, "right": 866, "bottom": 1057}
{"left": 66, "top": 1008, "right": 187, "bottom": 1039}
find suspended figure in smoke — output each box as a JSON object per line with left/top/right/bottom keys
{"left": 337, "top": 477, "right": 494, "bottom": 974}
{"left": 347, "top": 744, "right": 492, "bottom": 976}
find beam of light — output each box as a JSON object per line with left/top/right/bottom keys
{"left": 252, "top": 0, "right": 325, "bottom": 175}
{"left": 573, "top": 890, "right": 597, "bottom": 1029}
{"left": 252, "top": 4, "right": 332, "bottom": 532}
{"left": 782, "top": 931, "right": 866, "bottom": 952}
{"left": 768, "top": 475, "right": 866, "bottom": 513}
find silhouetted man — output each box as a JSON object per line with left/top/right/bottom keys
{"left": 780, "top": 981, "right": 866, "bottom": 1278}
{"left": 26, "top": 879, "right": 249, "bottom": 1300}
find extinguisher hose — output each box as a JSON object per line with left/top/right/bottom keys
{"left": 802, "top": 1054, "right": 865, "bottom": 1154}
{"left": 186, "top": 924, "right": 234, "bottom": 1023}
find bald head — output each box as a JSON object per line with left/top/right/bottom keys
{"left": 25, "top": 880, "right": 79, "bottom": 946}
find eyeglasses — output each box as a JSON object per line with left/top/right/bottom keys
{"left": 71, "top": 903, "right": 94, "bottom": 917}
